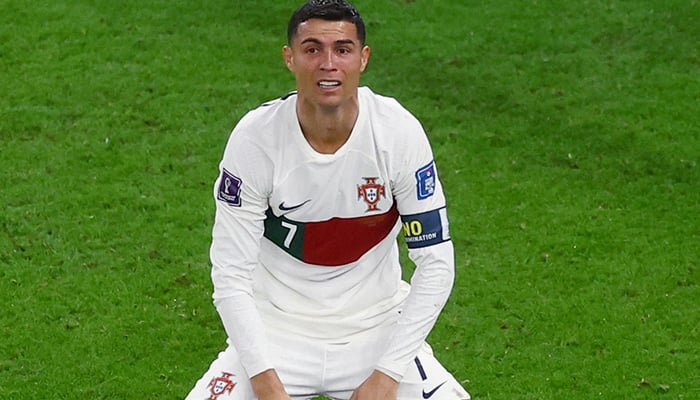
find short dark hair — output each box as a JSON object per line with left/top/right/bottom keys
{"left": 287, "top": 0, "right": 366, "bottom": 45}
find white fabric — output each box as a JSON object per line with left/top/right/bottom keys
{"left": 208, "top": 87, "right": 456, "bottom": 381}
{"left": 184, "top": 334, "right": 470, "bottom": 400}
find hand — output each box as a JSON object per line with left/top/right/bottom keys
{"left": 250, "top": 369, "right": 292, "bottom": 400}
{"left": 350, "top": 370, "right": 399, "bottom": 400}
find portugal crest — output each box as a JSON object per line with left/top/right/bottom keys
{"left": 207, "top": 371, "right": 236, "bottom": 399}
{"left": 357, "top": 177, "right": 386, "bottom": 212}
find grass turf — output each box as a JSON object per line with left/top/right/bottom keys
{"left": 1, "top": 0, "right": 698, "bottom": 398}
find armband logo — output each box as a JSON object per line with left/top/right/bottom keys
{"left": 217, "top": 168, "right": 242, "bottom": 207}
{"left": 415, "top": 161, "right": 436, "bottom": 200}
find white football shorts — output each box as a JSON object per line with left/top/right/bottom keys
{"left": 184, "top": 323, "right": 470, "bottom": 400}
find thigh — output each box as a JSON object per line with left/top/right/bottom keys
{"left": 185, "top": 336, "right": 326, "bottom": 400}
{"left": 396, "top": 343, "right": 470, "bottom": 400}
{"left": 322, "top": 322, "right": 396, "bottom": 399}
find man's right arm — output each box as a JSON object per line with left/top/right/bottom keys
{"left": 209, "top": 132, "right": 283, "bottom": 384}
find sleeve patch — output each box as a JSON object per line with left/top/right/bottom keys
{"left": 401, "top": 207, "right": 450, "bottom": 249}
{"left": 217, "top": 168, "right": 243, "bottom": 207}
{"left": 415, "top": 161, "right": 436, "bottom": 200}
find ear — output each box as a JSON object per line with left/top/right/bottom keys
{"left": 283, "top": 46, "right": 294, "bottom": 72}
{"left": 360, "top": 45, "right": 371, "bottom": 73}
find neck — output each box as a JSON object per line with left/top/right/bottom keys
{"left": 296, "top": 96, "right": 359, "bottom": 154}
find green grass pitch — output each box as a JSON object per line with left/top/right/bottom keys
{"left": 1, "top": 0, "right": 698, "bottom": 398}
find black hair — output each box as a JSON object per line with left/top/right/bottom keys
{"left": 287, "top": 0, "right": 366, "bottom": 45}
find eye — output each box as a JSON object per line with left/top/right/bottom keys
{"left": 337, "top": 47, "right": 351, "bottom": 55}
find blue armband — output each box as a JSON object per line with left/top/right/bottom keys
{"left": 400, "top": 207, "right": 450, "bottom": 249}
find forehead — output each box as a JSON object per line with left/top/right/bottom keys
{"left": 292, "top": 18, "right": 360, "bottom": 45}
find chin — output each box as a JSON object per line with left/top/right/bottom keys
{"left": 309, "top": 95, "right": 342, "bottom": 110}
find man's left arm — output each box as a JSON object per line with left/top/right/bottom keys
{"left": 375, "top": 123, "right": 457, "bottom": 380}
{"left": 355, "top": 215, "right": 455, "bottom": 397}
{"left": 375, "top": 237, "right": 455, "bottom": 380}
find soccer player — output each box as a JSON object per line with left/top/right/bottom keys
{"left": 185, "top": 1, "right": 470, "bottom": 399}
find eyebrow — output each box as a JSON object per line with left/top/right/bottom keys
{"left": 300, "top": 38, "right": 357, "bottom": 46}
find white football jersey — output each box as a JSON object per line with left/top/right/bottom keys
{"left": 210, "top": 87, "right": 454, "bottom": 379}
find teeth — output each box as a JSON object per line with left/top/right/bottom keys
{"left": 319, "top": 81, "right": 340, "bottom": 87}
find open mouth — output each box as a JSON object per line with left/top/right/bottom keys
{"left": 318, "top": 80, "right": 341, "bottom": 88}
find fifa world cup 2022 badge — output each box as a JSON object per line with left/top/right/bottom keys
{"left": 357, "top": 177, "right": 386, "bottom": 212}
{"left": 217, "top": 168, "right": 242, "bottom": 207}
{"left": 207, "top": 372, "right": 236, "bottom": 399}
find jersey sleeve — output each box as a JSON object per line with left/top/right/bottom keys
{"left": 376, "top": 116, "right": 456, "bottom": 380}
{"left": 209, "top": 124, "right": 273, "bottom": 379}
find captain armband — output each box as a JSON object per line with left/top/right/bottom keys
{"left": 400, "top": 207, "right": 451, "bottom": 249}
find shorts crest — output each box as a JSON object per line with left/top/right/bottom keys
{"left": 207, "top": 371, "right": 236, "bottom": 399}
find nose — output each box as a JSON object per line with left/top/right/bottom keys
{"left": 320, "top": 49, "right": 337, "bottom": 71}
